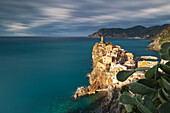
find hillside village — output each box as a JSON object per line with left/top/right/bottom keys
{"left": 74, "top": 36, "right": 158, "bottom": 99}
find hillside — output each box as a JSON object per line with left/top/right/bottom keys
{"left": 148, "top": 24, "right": 170, "bottom": 51}
{"left": 88, "top": 24, "right": 168, "bottom": 39}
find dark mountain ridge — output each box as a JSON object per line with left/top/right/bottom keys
{"left": 88, "top": 24, "right": 168, "bottom": 39}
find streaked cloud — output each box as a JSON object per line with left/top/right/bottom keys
{"left": 5, "top": 23, "right": 29, "bottom": 31}
{"left": 0, "top": 0, "right": 170, "bottom": 36}
{"left": 29, "top": 7, "right": 74, "bottom": 27}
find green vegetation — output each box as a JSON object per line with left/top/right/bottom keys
{"left": 148, "top": 24, "right": 170, "bottom": 51}
{"left": 116, "top": 42, "right": 170, "bottom": 113}
{"left": 158, "top": 25, "right": 170, "bottom": 44}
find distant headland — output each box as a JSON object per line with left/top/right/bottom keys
{"left": 88, "top": 24, "right": 168, "bottom": 39}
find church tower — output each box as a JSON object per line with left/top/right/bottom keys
{"left": 100, "top": 36, "right": 105, "bottom": 43}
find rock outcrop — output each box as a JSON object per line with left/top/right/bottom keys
{"left": 88, "top": 24, "right": 168, "bottom": 39}
{"left": 148, "top": 24, "right": 170, "bottom": 51}
{"left": 100, "top": 86, "right": 123, "bottom": 113}
{"left": 74, "top": 87, "right": 89, "bottom": 99}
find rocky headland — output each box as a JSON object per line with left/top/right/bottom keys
{"left": 74, "top": 37, "right": 158, "bottom": 112}
{"left": 148, "top": 24, "right": 170, "bottom": 51}
{"left": 88, "top": 24, "right": 168, "bottom": 39}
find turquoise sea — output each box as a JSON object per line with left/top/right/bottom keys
{"left": 0, "top": 37, "right": 160, "bottom": 113}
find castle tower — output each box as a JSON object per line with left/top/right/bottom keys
{"left": 100, "top": 36, "right": 105, "bottom": 43}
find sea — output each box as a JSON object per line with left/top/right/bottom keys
{"left": 0, "top": 37, "right": 160, "bottom": 113}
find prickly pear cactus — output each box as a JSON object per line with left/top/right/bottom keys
{"left": 117, "top": 42, "right": 170, "bottom": 113}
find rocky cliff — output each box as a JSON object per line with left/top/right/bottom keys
{"left": 148, "top": 24, "right": 170, "bottom": 51}
{"left": 74, "top": 42, "right": 113, "bottom": 99}
{"left": 88, "top": 24, "right": 168, "bottom": 39}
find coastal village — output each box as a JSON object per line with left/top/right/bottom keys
{"left": 74, "top": 36, "right": 158, "bottom": 99}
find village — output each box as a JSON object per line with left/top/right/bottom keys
{"left": 74, "top": 36, "right": 158, "bottom": 99}
{"left": 93, "top": 36, "right": 158, "bottom": 88}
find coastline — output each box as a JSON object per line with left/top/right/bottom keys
{"left": 74, "top": 36, "right": 159, "bottom": 112}
{"left": 88, "top": 36, "right": 144, "bottom": 39}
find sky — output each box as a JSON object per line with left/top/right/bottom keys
{"left": 0, "top": 0, "right": 170, "bottom": 36}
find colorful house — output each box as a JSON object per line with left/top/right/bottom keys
{"left": 138, "top": 61, "right": 158, "bottom": 68}
{"left": 125, "top": 52, "right": 134, "bottom": 60}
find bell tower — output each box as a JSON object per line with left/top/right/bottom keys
{"left": 100, "top": 36, "right": 105, "bottom": 43}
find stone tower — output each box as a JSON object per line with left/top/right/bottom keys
{"left": 100, "top": 36, "right": 105, "bottom": 43}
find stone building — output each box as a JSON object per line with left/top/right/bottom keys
{"left": 102, "top": 56, "right": 113, "bottom": 64}
{"left": 106, "top": 44, "right": 113, "bottom": 54}
{"left": 106, "top": 44, "right": 113, "bottom": 51}
{"left": 100, "top": 36, "right": 105, "bottom": 43}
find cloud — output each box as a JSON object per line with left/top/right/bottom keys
{"left": 5, "top": 23, "right": 29, "bottom": 31}
{"left": 0, "top": 0, "right": 170, "bottom": 36}
{"left": 29, "top": 7, "right": 74, "bottom": 27}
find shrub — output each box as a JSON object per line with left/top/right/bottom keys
{"left": 116, "top": 42, "right": 170, "bottom": 113}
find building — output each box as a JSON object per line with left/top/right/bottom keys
{"left": 106, "top": 44, "right": 113, "bottom": 54}
{"left": 124, "top": 59, "right": 136, "bottom": 69}
{"left": 110, "top": 64, "right": 127, "bottom": 73}
{"left": 115, "top": 45, "right": 121, "bottom": 49}
{"left": 138, "top": 61, "right": 158, "bottom": 68}
{"left": 100, "top": 36, "right": 105, "bottom": 43}
{"left": 111, "top": 51, "right": 118, "bottom": 57}
{"left": 110, "top": 62, "right": 117, "bottom": 68}
{"left": 113, "top": 47, "right": 119, "bottom": 51}
{"left": 125, "top": 52, "right": 134, "bottom": 60}
{"left": 102, "top": 56, "right": 113, "bottom": 64}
